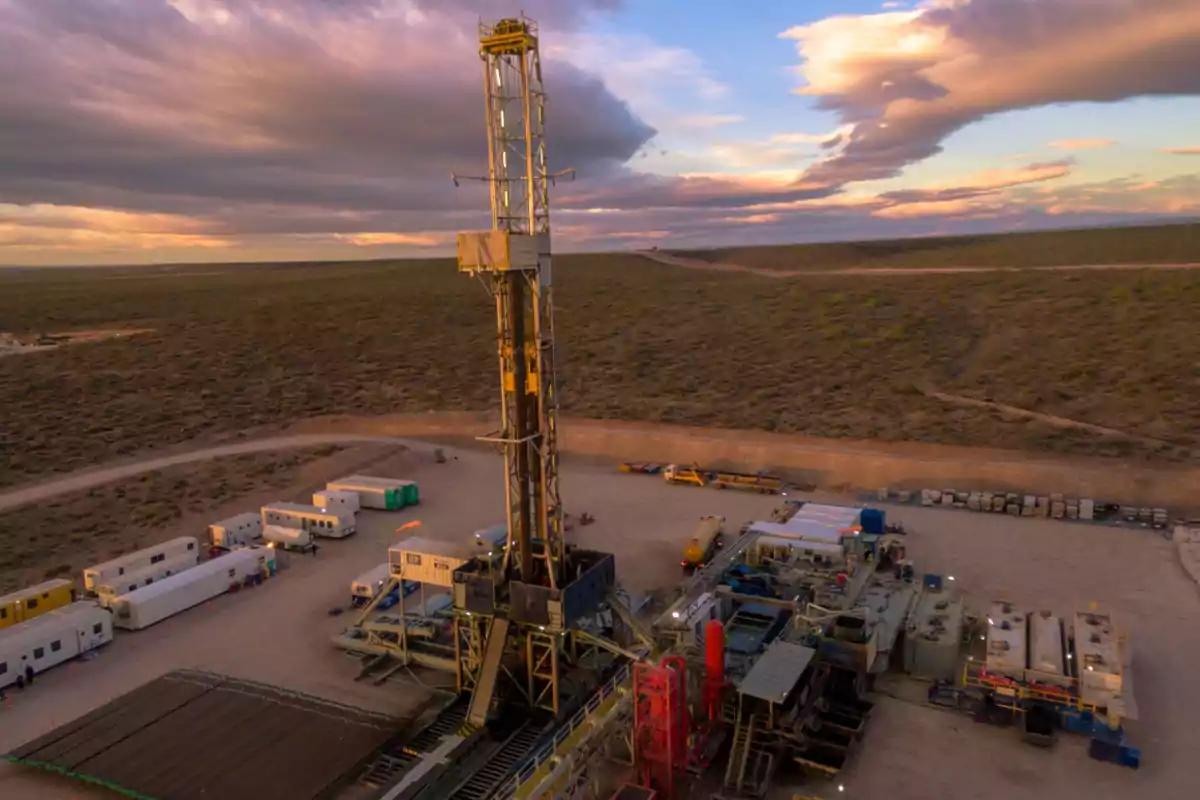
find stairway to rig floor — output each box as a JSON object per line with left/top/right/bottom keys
{"left": 360, "top": 701, "right": 469, "bottom": 789}
{"left": 447, "top": 721, "right": 548, "bottom": 800}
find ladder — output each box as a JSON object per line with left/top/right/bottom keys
{"left": 467, "top": 616, "right": 510, "bottom": 728}
{"left": 724, "top": 713, "right": 757, "bottom": 793}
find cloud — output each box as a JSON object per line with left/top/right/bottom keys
{"left": 332, "top": 232, "right": 446, "bottom": 247}
{"left": 1164, "top": 146, "right": 1200, "bottom": 155}
{"left": 0, "top": 1, "right": 653, "bottom": 237}
{"left": 1049, "top": 139, "right": 1117, "bottom": 151}
{"left": 674, "top": 115, "right": 745, "bottom": 129}
{"left": 781, "top": 0, "right": 1200, "bottom": 189}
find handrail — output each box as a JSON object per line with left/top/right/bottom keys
{"left": 492, "top": 662, "right": 633, "bottom": 800}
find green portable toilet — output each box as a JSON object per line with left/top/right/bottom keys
{"left": 384, "top": 488, "right": 402, "bottom": 510}
{"left": 400, "top": 481, "right": 419, "bottom": 506}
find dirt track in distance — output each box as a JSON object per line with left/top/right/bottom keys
{"left": 638, "top": 250, "right": 1200, "bottom": 277}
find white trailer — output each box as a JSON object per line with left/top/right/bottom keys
{"left": 0, "top": 602, "right": 112, "bottom": 689}
{"left": 261, "top": 502, "right": 355, "bottom": 539}
{"left": 208, "top": 512, "right": 263, "bottom": 550}
{"left": 94, "top": 552, "right": 198, "bottom": 607}
{"left": 327, "top": 476, "right": 418, "bottom": 510}
{"left": 263, "top": 524, "right": 313, "bottom": 551}
{"left": 313, "top": 489, "right": 361, "bottom": 515}
{"left": 109, "top": 547, "right": 276, "bottom": 631}
{"left": 351, "top": 563, "right": 391, "bottom": 605}
{"left": 83, "top": 537, "right": 200, "bottom": 594}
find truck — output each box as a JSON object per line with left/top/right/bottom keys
{"left": 662, "top": 464, "right": 782, "bottom": 494}
{"left": 0, "top": 602, "right": 112, "bottom": 689}
{"left": 681, "top": 515, "right": 726, "bottom": 571}
{"left": 83, "top": 537, "right": 200, "bottom": 594}
{"left": 208, "top": 513, "right": 263, "bottom": 551}
{"left": 94, "top": 552, "right": 198, "bottom": 607}
{"left": 313, "top": 489, "right": 361, "bottom": 515}
{"left": 326, "top": 475, "right": 419, "bottom": 510}
{"left": 261, "top": 502, "right": 355, "bottom": 539}
{"left": 109, "top": 546, "right": 276, "bottom": 631}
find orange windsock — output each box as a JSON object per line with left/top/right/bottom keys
{"left": 395, "top": 520, "right": 422, "bottom": 534}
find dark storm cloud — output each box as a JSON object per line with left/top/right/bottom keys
{"left": 0, "top": 0, "right": 653, "bottom": 232}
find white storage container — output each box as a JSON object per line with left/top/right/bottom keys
{"left": 83, "top": 537, "right": 200, "bottom": 594}
{"left": 313, "top": 489, "right": 361, "bottom": 514}
{"left": 0, "top": 602, "right": 112, "bottom": 688}
{"left": 110, "top": 547, "right": 275, "bottom": 631}
{"left": 208, "top": 513, "right": 263, "bottom": 550}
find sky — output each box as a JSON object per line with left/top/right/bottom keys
{"left": 0, "top": 0, "right": 1198, "bottom": 266}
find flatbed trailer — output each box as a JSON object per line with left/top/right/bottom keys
{"left": 663, "top": 464, "right": 783, "bottom": 493}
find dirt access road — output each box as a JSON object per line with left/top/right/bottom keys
{"left": 4, "top": 412, "right": 1199, "bottom": 514}
{"left": 638, "top": 249, "right": 1200, "bottom": 277}
{"left": 0, "top": 433, "right": 400, "bottom": 512}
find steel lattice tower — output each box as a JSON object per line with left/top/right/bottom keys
{"left": 457, "top": 16, "right": 564, "bottom": 590}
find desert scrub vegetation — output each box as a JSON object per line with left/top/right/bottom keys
{"left": 0, "top": 446, "right": 342, "bottom": 592}
{"left": 1, "top": 242, "right": 1198, "bottom": 489}
{"left": 676, "top": 221, "right": 1200, "bottom": 272}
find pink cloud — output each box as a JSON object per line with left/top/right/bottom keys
{"left": 1049, "top": 139, "right": 1117, "bottom": 151}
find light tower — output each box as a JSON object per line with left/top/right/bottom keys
{"left": 456, "top": 14, "right": 565, "bottom": 589}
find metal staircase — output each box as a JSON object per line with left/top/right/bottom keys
{"left": 448, "top": 722, "right": 547, "bottom": 800}
{"left": 360, "top": 701, "right": 468, "bottom": 788}
{"left": 724, "top": 713, "right": 757, "bottom": 794}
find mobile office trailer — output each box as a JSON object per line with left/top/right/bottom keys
{"left": 109, "top": 547, "right": 276, "bottom": 631}
{"left": 208, "top": 513, "right": 263, "bottom": 550}
{"left": 0, "top": 579, "right": 78, "bottom": 629}
{"left": 83, "top": 537, "right": 200, "bottom": 594}
{"left": 326, "top": 476, "right": 419, "bottom": 510}
{"left": 261, "top": 502, "right": 355, "bottom": 539}
{"left": 94, "top": 552, "right": 198, "bottom": 607}
{"left": 313, "top": 489, "right": 361, "bottom": 515}
{"left": 0, "top": 602, "right": 112, "bottom": 689}
{"left": 262, "top": 524, "right": 313, "bottom": 551}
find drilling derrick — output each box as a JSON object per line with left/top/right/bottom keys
{"left": 459, "top": 15, "right": 562, "bottom": 588}
{"left": 454, "top": 16, "right": 617, "bottom": 727}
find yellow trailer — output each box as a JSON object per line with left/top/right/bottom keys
{"left": 710, "top": 471, "right": 782, "bottom": 494}
{"left": 0, "top": 579, "right": 78, "bottom": 629}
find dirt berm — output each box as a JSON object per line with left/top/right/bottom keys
{"left": 292, "top": 412, "right": 1200, "bottom": 510}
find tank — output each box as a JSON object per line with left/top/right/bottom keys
{"left": 705, "top": 618, "right": 726, "bottom": 681}
{"left": 682, "top": 516, "right": 725, "bottom": 568}
{"left": 859, "top": 507, "right": 885, "bottom": 535}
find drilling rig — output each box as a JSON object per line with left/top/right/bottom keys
{"left": 453, "top": 15, "right": 621, "bottom": 729}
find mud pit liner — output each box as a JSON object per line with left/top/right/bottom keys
{"left": 4, "top": 669, "right": 399, "bottom": 800}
